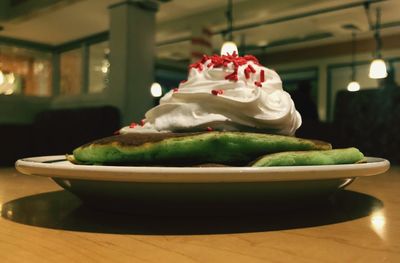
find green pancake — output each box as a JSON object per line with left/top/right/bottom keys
{"left": 71, "top": 131, "right": 332, "bottom": 166}
{"left": 252, "top": 147, "right": 364, "bottom": 167}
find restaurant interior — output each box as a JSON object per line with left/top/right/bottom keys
{"left": 0, "top": 0, "right": 399, "bottom": 262}
{"left": 1, "top": 0, "right": 399, "bottom": 166}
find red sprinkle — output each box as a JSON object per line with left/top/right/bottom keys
{"left": 247, "top": 64, "right": 256, "bottom": 73}
{"left": 173, "top": 88, "right": 179, "bottom": 93}
{"left": 206, "top": 127, "right": 213, "bottom": 131}
{"left": 260, "top": 69, "right": 265, "bottom": 82}
{"left": 187, "top": 53, "right": 262, "bottom": 83}
{"left": 140, "top": 119, "right": 146, "bottom": 126}
{"left": 244, "top": 67, "right": 251, "bottom": 79}
{"left": 243, "top": 55, "right": 261, "bottom": 65}
{"left": 225, "top": 70, "right": 238, "bottom": 81}
{"left": 211, "top": 90, "right": 219, "bottom": 95}
{"left": 189, "top": 61, "right": 203, "bottom": 71}
{"left": 218, "top": 89, "right": 224, "bottom": 94}
{"left": 254, "top": 81, "right": 262, "bottom": 87}
{"left": 200, "top": 55, "right": 209, "bottom": 64}
{"left": 129, "top": 123, "right": 137, "bottom": 128}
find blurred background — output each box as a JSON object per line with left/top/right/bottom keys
{"left": 0, "top": 0, "right": 399, "bottom": 165}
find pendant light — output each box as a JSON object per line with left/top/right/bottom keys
{"left": 150, "top": 82, "right": 162, "bottom": 97}
{"left": 220, "top": 0, "right": 238, "bottom": 56}
{"left": 347, "top": 32, "right": 360, "bottom": 92}
{"left": 369, "top": 7, "right": 387, "bottom": 79}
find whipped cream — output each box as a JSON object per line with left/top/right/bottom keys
{"left": 121, "top": 54, "right": 302, "bottom": 136}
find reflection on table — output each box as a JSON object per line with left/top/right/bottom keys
{"left": 0, "top": 167, "right": 399, "bottom": 262}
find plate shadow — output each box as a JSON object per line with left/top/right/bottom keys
{"left": 1, "top": 189, "right": 383, "bottom": 235}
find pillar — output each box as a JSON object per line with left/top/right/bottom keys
{"left": 108, "top": 0, "right": 158, "bottom": 125}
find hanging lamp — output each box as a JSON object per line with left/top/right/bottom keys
{"left": 150, "top": 82, "right": 162, "bottom": 97}
{"left": 347, "top": 32, "right": 360, "bottom": 92}
{"left": 220, "top": 0, "right": 238, "bottom": 55}
{"left": 369, "top": 7, "right": 387, "bottom": 79}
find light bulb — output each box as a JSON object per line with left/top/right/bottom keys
{"left": 220, "top": 41, "right": 238, "bottom": 56}
{"left": 369, "top": 59, "right": 387, "bottom": 79}
{"left": 347, "top": 81, "right": 360, "bottom": 92}
{"left": 150, "top": 82, "right": 162, "bottom": 97}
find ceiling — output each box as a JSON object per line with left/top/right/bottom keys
{"left": 0, "top": 0, "right": 399, "bottom": 61}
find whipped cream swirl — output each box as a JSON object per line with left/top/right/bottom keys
{"left": 120, "top": 54, "right": 302, "bottom": 136}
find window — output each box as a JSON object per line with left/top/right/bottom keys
{"left": 60, "top": 48, "right": 82, "bottom": 95}
{"left": 0, "top": 45, "right": 52, "bottom": 96}
{"left": 88, "top": 41, "right": 109, "bottom": 93}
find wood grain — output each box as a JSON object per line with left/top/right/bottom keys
{"left": 0, "top": 167, "right": 399, "bottom": 263}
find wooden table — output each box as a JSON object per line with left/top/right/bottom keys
{"left": 0, "top": 166, "right": 399, "bottom": 262}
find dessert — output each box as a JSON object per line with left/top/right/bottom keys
{"left": 121, "top": 53, "right": 301, "bottom": 135}
{"left": 71, "top": 132, "right": 332, "bottom": 166}
{"left": 252, "top": 148, "right": 364, "bottom": 167}
{"left": 70, "top": 53, "right": 364, "bottom": 166}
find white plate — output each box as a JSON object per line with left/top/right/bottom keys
{"left": 15, "top": 155, "right": 390, "bottom": 214}
{"left": 16, "top": 155, "right": 390, "bottom": 183}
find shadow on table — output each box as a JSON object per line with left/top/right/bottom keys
{"left": 1, "top": 190, "right": 382, "bottom": 235}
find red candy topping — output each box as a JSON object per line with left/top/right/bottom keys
{"left": 129, "top": 123, "right": 137, "bottom": 128}
{"left": 206, "top": 126, "right": 213, "bottom": 131}
{"left": 188, "top": 52, "right": 264, "bottom": 87}
{"left": 189, "top": 61, "right": 203, "bottom": 71}
{"left": 244, "top": 67, "right": 251, "bottom": 79}
{"left": 211, "top": 90, "right": 218, "bottom": 95}
{"left": 247, "top": 64, "right": 256, "bottom": 73}
{"left": 260, "top": 69, "right": 265, "bottom": 83}
{"left": 211, "top": 89, "right": 224, "bottom": 95}
{"left": 254, "top": 81, "right": 262, "bottom": 87}
{"left": 173, "top": 88, "right": 179, "bottom": 93}
{"left": 225, "top": 70, "right": 238, "bottom": 81}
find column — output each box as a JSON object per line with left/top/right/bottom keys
{"left": 108, "top": 0, "right": 158, "bottom": 125}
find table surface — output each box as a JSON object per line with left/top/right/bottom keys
{"left": 0, "top": 166, "right": 399, "bottom": 263}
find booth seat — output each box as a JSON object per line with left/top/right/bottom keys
{"left": 0, "top": 106, "right": 120, "bottom": 166}
{"left": 297, "top": 87, "right": 400, "bottom": 164}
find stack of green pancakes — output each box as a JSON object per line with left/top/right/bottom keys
{"left": 70, "top": 132, "right": 364, "bottom": 167}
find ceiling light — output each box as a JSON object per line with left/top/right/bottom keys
{"left": 347, "top": 31, "right": 360, "bottom": 92}
{"left": 220, "top": 41, "right": 238, "bottom": 56}
{"left": 368, "top": 7, "right": 387, "bottom": 80}
{"left": 150, "top": 82, "right": 162, "bottom": 97}
{"left": 369, "top": 59, "right": 387, "bottom": 79}
{"left": 347, "top": 81, "right": 360, "bottom": 92}
{"left": 220, "top": 0, "right": 238, "bottom": 56}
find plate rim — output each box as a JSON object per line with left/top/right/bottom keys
{"left": 15, "top": 155, "right": 391, "bottom": 183}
